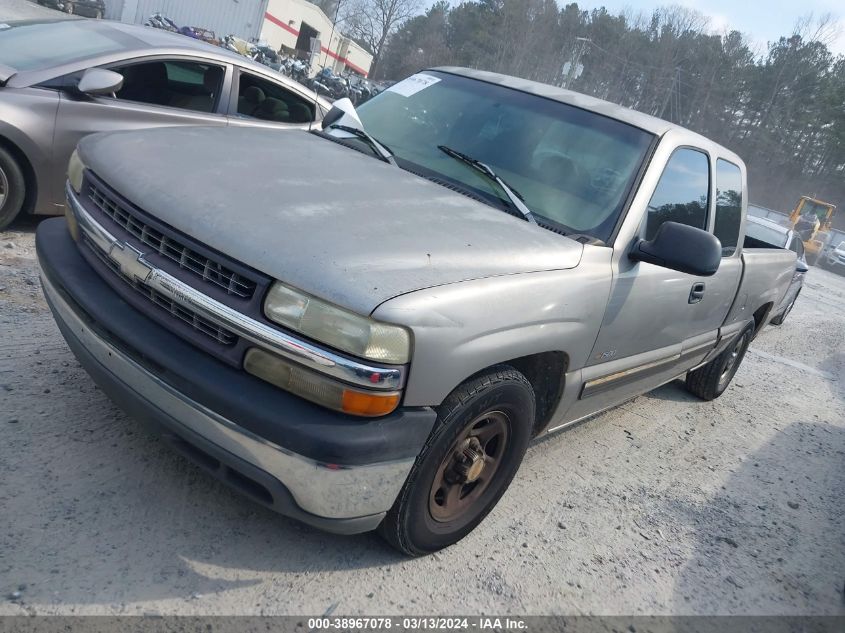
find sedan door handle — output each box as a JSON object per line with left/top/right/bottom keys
{"left": 689, "top": 282, "right": 706, "bottom": 304}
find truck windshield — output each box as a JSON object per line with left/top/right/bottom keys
{"left": 356, "top": 71, "right": 654, "bottom": 241}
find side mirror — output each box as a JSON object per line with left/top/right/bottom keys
{"left": 796, "top": 259, "right": 809, "bottom": 274}
{"left": 630, "top": 221, "right": 722, "bottom": 276}
{"left": 321, "top": 105, "right": 344, "bottom": 129}
{"left": 320, "top": 97, "right": 359, "bottom": 130}
{"left": 77, "top": 68, "right": 124, "bottom": 96}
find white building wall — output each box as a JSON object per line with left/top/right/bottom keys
{"left": 262, "top": 0, "right": 371, "bottom": 76}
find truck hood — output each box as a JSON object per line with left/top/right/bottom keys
{"left": 79, "top": 127, "right": 583, "bottom": 315}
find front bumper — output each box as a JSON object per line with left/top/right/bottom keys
{"left": 37, "top": 219, "right": 437, "bottom": 534}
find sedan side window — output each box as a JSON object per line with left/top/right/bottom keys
{"left": 110, "top": 60, "right": 224, "bottom": 113}
{"left": 645, "top": 148, "right": 709, "bottom": 240}
{"left": 235, "top": 71, "right": 314, "bottom": 123}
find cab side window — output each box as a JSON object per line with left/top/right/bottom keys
{"left": 714, "top": 159, "right": 743, "bottom": 256}
{"left": 111, "top": 60, "right": 224, "bottom": 113}
{"left": 645, "top": 148, "right": 709, "bottom": 240}
{"left": 235, "top": 72, "right": 314, "bottom": 124}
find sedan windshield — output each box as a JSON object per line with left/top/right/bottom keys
{"left": 356, "top": 71, "right": 654, "bottom": 240}
{"left": 0, "top": 20, "right": 127, "bottom": 72}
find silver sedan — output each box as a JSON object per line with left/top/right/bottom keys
{"left": 0, "top": 18, "right": 330, "bottom": 228}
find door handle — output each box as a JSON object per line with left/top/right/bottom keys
{"left": 689, "top": 282, "right": 706, "bottom": 304}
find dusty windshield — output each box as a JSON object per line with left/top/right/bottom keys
{"left": 356, "top": 71, "right": 654, "bottom": 240}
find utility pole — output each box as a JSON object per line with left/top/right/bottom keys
{"left": 562, "top": 37, "right": 590, "bottom": 89}
{"left": 322, "top": 0, "right": 343, "bottom": 71}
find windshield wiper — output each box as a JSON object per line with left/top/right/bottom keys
{"left": 329, "top": 124, "right": 396, "bottom": 165}
{"left": 438, "top": 145, "right": 536, "bottom": 223}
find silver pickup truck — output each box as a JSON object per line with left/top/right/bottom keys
{"left": 36, "top": 67, "right": 796, "bottom": 556}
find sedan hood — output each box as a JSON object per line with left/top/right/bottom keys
{"left": 79, "top": 127, "right": 583, "bottom": 315}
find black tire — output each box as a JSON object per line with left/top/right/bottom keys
{"left": 379, "top": 365, "right": 535, "bottom": 556}
{"left": 685, "top": 324, "right": 754, "bottom": 401}
{"left": 0, "top": 146, "right": 26, "bottom": 231}
{"left": 770, "top": 290, "right": 799, "bottom": 326}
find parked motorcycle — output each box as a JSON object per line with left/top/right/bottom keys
{"left": 251, "top": 42, "right": 281, "bottom": 68}
{"left": 179, "top": 26, "right": 219, "bottom": 46}
{"left": 289, "top": 59, "right": 311, "bottom": 84}
{"left": 311, "top": 67, "right": 352, "bottom": 100}
{"left": 145, "top": 13, "right": 179, "bottom": 32}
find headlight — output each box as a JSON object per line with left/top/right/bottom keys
{"left": 264, "top": 282, "right": 411, "bottom": 364}
{"left": 67, "top": 149, "right": 85, "bottom": 194}
{"left": 244, "top": 348, "right": 401, "bottom": 417}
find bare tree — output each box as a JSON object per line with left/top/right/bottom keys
{"left": 342, "top": 0, "right": 422, "bottom": 78}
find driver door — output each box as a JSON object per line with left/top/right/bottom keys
{"left": 566, "top": 147, "right": 742, "bottom": 420}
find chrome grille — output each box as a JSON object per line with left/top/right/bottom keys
{"left": 83, "top": 235, "right": 237, "bottom": 346}
{"left": 88, "top": 183, "right": 257, "bottom": 299}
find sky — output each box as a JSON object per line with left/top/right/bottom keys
{"left": 594, "top": 0, "right": 845, "bottom": 56}
{"left": 426, "top": 0, "right": 845, "bottom": 57}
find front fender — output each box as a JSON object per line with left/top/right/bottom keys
{"left": 0, "top": 87, "right": 60, "bottom": 214}
{"left": 373, "top": 247, "right": 612, "bottom": 407}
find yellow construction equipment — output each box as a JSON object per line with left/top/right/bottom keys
{"left": 790, "top": 196, "right": 837, "bottom": 264}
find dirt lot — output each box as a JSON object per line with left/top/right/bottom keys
{"left": 0, "top": 217, "right": 842, "bottom": 617}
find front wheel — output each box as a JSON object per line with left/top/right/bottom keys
{"left": 379, "top": 366, "right": 535, "bottom": 556}
{"left": 685, "top": 324, "right": 754, "bottom": 401}
{"left": 0, "top": 146, "right": 26, "bottom": 231}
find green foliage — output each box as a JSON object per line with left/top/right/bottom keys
{"left": 377, "top": 1, "right": 845, "bottom": 221}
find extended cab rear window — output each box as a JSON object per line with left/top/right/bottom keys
{"left": 0, "top": 20, "right": 126, "bottom": 72}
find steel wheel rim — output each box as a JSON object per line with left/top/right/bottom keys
{"left": 719, "top": 333, "right": 747, "bottom": 387}
{"left": 428, "top": 410, "right": 510, "bottom": 523}
{"left": 0, "top": 166, "right": 8, "bottom": 211}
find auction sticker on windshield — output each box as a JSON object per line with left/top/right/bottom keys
{"left": 387, "top": 73, "right": 441, "bottom": 97}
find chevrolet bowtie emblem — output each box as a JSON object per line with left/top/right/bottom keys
{"left": 108, "top": 242, "right": 152, "bottom": 282}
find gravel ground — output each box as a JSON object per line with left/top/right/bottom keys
{"left": 0, "top": 218, "right": 843, "bottom": 616}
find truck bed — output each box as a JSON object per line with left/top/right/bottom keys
{"left": 723, "top": 243, "right": 796, "bottom": 329}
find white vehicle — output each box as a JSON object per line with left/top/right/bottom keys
{"left": 823, "top": 240, "right": 845, "bottom": 274}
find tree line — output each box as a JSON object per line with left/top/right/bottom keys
{"left": 339, "top": 0, "right": 845, "bottom": 223}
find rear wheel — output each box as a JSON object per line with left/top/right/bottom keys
{"left": 685, "top": 325, "right": 754, "bottom": 401}
{"left": 379, "top": 366, "right": 535, "bottom": 556}
{"left": 0, "top": 147, "right": 26, "bottom": 231}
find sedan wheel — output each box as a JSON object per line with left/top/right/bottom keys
{"left": 0, "top": 147, "right": 27, "bottom": 230}
{"left": 0, "top": 166, "right": 7, "bottom": 213}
